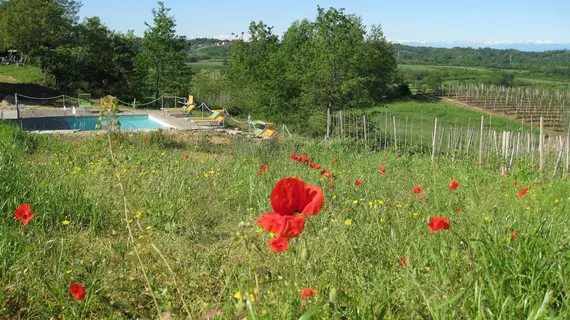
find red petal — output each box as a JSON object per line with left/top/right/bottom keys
{"left": 268, "top": 237, "right": 289, "bottom": 252}
{"left": 270, "top": 178, "right": 306, "bottom": 214}
{"left": 14, "top": 203, "right": 30, "bottom": 221}
{"left": 70, "top": 283, "right": 86, "bottom": 300}
{"left": 300, "top": 183, "right": 324, "bottom": 216}
{"left": 428, "top": 217, "right": 450, "bottom": 232}
{"left": 279, "top": 215, "right": 306, "bottom": 238}
{"left": 257, "top": 212, "right": 284, "bottom": 234}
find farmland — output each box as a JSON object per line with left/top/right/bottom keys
{"left": 1, "top": 124, "right": 570, "bottom": 318}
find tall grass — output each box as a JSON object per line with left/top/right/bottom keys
{"left": 0, "top": 124, "right": 569, "bottom": 318}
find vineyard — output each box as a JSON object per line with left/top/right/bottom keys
{"left": 444, "top": 84, "right": 570, "bottom": 131}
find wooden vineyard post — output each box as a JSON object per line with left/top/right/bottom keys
{"left": 479, "top": 116, "right": 485, "bottom": 165}
{"left": 539, "top": 117, "right": 545, "bottom": 178}
{"left": 339, "top": 111, "right": 344, "bottom": 139}
{"left": 393, "top": 116, "right": 398, "bottom": 151}
{"left": 326, "top": 108, "right": 331, "bottom": 139}
{"left": 363, "top": 115, "right": 367, "bottom": 150}
{"left": 431, "top": 118, "right": 438, "bottom": 162}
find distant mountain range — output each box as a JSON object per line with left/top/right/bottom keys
{"left": 390, "top": 40, "right": 570, "bottom": 52}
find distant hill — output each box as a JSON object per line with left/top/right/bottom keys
{"left": 392, "top": 41, "right": 570, "bottom": 52}
{"left": 188, "top": 38, "right": 232, "bottom": 61}
{"left": 393, "top": 44, "right": 570, "bottom": 79}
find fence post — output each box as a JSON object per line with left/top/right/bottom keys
{"left": 393, "top": 116, "right": 397, "bottom": 151}
{"left": 479, "top": 116, "right": 485, "bottom": 165}
{"left": 15, "top": 94, "right": 19, "bottom": 119}
{"left": 363, "top": 115, "right": 367, "bottom": 149}
{"left": 431, "top": 118, "right": 438, "bottom": 162}
{"left": 339, "top": 111, "right": 344, "bottom": 139}
{"left": 539, "top": 117, "right": 544, "bottom": 178}
{"left": 326, "top": 108, "right": 331, "bottom": 139}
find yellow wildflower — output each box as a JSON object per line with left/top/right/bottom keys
{"left": 146, "top": 226, "right": 152, "bottom": 230}
{"left": 62, "top": 220, "right": 70, "bottom": 225}
{"left": 344, "top": 219, "right": 353, "bottom": 225}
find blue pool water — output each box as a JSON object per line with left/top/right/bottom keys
{"left": 65, "top": 115, "right": 166, "bottom": 131}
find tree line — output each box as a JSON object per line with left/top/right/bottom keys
{"left": 192, "top": 7, "right": 402, "bottom": 136}
{"left": 394, "top": 44, "right": 570, "bottom": 81}
{"left": 0, "top": 0, "right": 191, "bottom": 100}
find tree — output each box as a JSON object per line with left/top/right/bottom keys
{"left": 136, "top": 1, "right": 191, "bottom": 100}
{"left": 424, "top": 74, "right": 445, "bottom": 94}
{"left": 39, "top": 17, "right": 144, "bottom": 98}
{"left": 0, "top": 0, "right": 81, "bottom": 62}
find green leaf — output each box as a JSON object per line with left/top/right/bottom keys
{"left": 298, "top": 299, "right": 329, "bottom": 320}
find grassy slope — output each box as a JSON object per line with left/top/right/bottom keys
{"left": 350, "top": 99, "right": 531, "bottom": 147}
{"left": 1, "top": 125, "right": 569, "bottom": 318}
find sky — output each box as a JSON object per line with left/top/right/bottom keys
{"left": 79, "top": 0, "right": 570, "bottom": 44}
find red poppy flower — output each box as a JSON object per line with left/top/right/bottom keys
{"left": 332, "top": 158, "right": 338, "bottom": 163}
{"left": 378, "top": 167, "right": 386, "bottom": 174}
{"left": 428, "top": 217, "right": 450, "bottom": 232}
{"left": 412, "top": 186, "right": 422, "bottom": 194}
{"left": 418, "top": 195, "right": 425, "bottom": 201}
{"left": 257, "top": 178, "right": 324, "bottom": 252}
{"left": 456, "top": 206, "right": 462, "bottom": 212}
{"left": 69, "top": 283, "right": 86, "bottom": 300}
{"left": 449, "top": 180, "right": 459, "bottom": 190}
{"left": 230, "top": 152, "right": 235, "bottom": 156}
{"left": 501, "top": 184, "right": 506, "bottom": 188}
{"left": 502, "top": 171, "right": 509, "bottom": 176}
{"left": 301, "top": 288, "right": 317, "bottom": 298}
{"left": 328, "top": 184, "right": 334, "bottom": 189}
{"left": 328, "top": 147, "right": 332, "bottom": 151}
{"left": 514, "top": 180, "right": 519, "bottom": 187}
{"left": 291, "top": 154, "right": 298, "bottom": 161}
{"left": 343, "top": 207, "right": 350, "bottom": 212}
{"left": 144, "top": 137, "right": 149, "bottom": 142}
{"left": 314, "top": 165, "right": 321, "bottom": 170}
{"left": 258, "top": 164, "right": 269, "bottom": 175}
{"left": 14, "top": 204, "right": 34, "bottom": 226}
{"left": 301, "top": 152, "right": 307, "bottom": 156}
{"left": 321, "top": 169, "right": 329, "bottom": 176}
{"left": 398, "top": 256, "right": 407, "bottom": 266}
{"left": 518, "top": 188, "right": 529, "bottom": 197}
{"left": 355, "top": 180, "right": 362, "bottom": 186}
{"left": 268, "top": 237, "right": 289, "bottom": 252}
{"left": 397, "top": 153, "right": 403, "bottom": 158}
{"left": 534, "top": 181, "right": 540, "bottom": 185}
{"left": 511, "top": 232, "right": 518, "bottom": 239}
{"left": 303, "top": 157, "right": 311, "bottom": 163}
{"left": 184, "top": 154, "right": 189, "bottom": 159}
{"left": 537, "top": 164, "right": 541, "bottom": 169}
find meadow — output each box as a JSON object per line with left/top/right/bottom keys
{"left": 1, "top": 123, "right": 569, "bottom": 319}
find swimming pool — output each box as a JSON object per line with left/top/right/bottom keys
{"left": 65, "top": 114, "right": 168, "bottom": 131}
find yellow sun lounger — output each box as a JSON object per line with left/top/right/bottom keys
{"left": 161, "top": 96, "right": 196, "bottom": 117}
{"left": 186, "top": 110, "right": 226, "bottom": 126}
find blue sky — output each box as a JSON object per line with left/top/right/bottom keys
{"left": 79, "top": 0, "right": 570, "bottom": 43}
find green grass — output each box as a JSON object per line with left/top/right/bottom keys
{"left": 188, "top": 59, "right": 229, "bottom": 72}
{"left": 0, "top": 64, "right": 47, "bottom": 84}
{"left": 347, "top": 99, "right": 532, "bottom": 148}
{"left": 1, "top": 124, "right": 569, "bottom": 318}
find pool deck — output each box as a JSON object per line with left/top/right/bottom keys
{"left": 0, "top": 108, "right": 239, "bottom": 134}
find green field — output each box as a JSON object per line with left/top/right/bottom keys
{"left": 188, "top": 59, "right": 229, "bottom": 72}
{"left": 399, "top": 64, "right": 570, "bottom": 90}
{"left": 1, "top": 124, "right": 569, "bottom": 318}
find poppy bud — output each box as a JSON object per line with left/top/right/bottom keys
{"left": 329, "top": 288, "right": 338, "bottom": 303}
{"left": 301, "top": 247, "right": 309, "bottom": 262}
